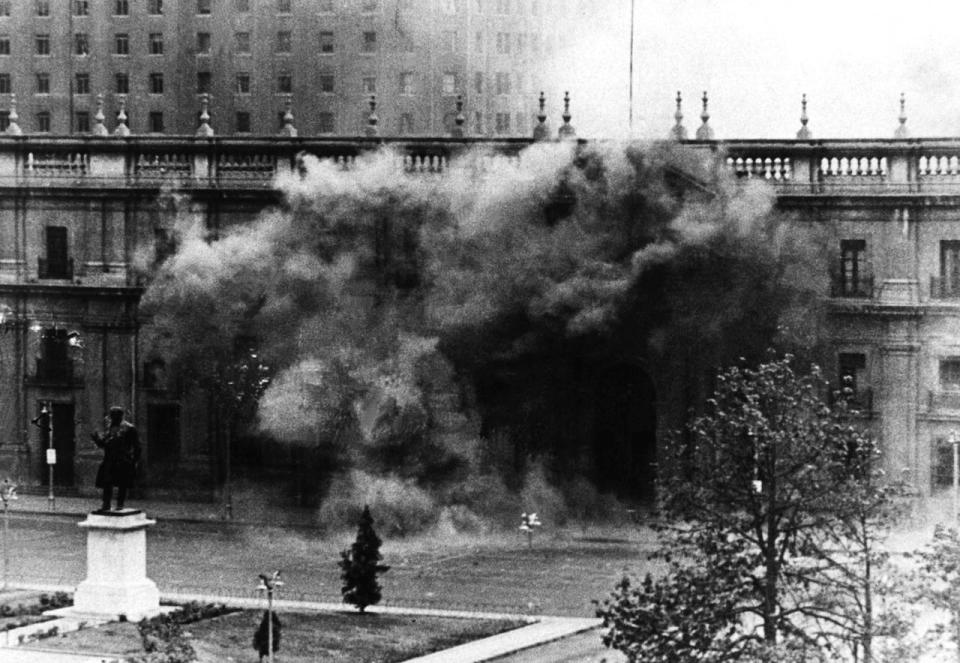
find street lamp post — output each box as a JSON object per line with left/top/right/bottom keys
{"left": 0, "top": 478, "right": 16, "bottom": 590}
{"left": 951, "top": 430, "right": 959, "bottom": 524}
{"left": 257, "top": 570, "right": 283, "bottom": 663}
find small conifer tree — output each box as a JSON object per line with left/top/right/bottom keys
{"left": 252, "top": 610, "right": 281, "bottom": 661}
{"left": 339, "top": 505, "right": 390, "bottom": 613}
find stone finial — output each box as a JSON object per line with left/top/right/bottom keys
{"left": 364, "top": 94, "right": 379, "bottom": 137}
{"left": 196, "top": 93, "right": 214, "bottom": 137}
{"left": 695, "top": 90, "right": 714, "bottom": 140}
{"left": 114, "top": 95, "right": 130, "bottom": 137}
{"left": 279, "top": 95, "right": 297, "bottom": 137}
{"left": 451, "top": 94, "right": 465, "bottom": 138}
{"left": 557, "top": 90, "right": 576, "bottom": 139}
{"left": 5, "top": 93, "right": 21, "bottom": 135}
{"left": 796, "top": 93, "right": 811, "bottom": 140}
{"left": 533, "top": 91, "right": 550, "bottom": 141}
{"left": 894, "top": 92, "right": 909, "bottom": 139}
{"left": 670, "top": 90, "right": 687, "bottom": 140}
{"left": 92, "top": 93, "right": 109, "bottom": 136}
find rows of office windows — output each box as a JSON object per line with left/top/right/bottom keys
{"left": 0, "top": 0, "right": 566, "bottom": 18}
{"left": 18, "top": 31, "right": 554, "bottom": 57}
{"left": 0, "top": 70, "right": 535, "bottom": 99}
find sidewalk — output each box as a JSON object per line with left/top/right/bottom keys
{"left": 8, "top": 492, "right": 317, "bottom": 527}
{"left": 2, "top": 586, "right": 604, "bottom": 663}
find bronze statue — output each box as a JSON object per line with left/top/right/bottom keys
{"left": 90, "top": 406, "right": 141, "bottom": 512}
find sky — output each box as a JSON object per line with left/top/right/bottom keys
{"left": 556, "top": 1, "right": 960, "bottom": 140}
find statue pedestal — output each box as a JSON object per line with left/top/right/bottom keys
{"left": 48, "top": 510, "right": 166, "bottom": 622}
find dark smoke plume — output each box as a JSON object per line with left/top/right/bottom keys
{"left": 141, "top": 142, "right": 827, "bottom": 533}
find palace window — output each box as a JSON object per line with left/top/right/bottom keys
{"left": 36, "top": 73, "right": 49, "bottom": 94}
{"left": 318, "top": 112, "right": 335, "bottom": 133}
{"left": 398, "top": 112, "right": 414, "bottom": 135}
{"left": 442, "top": 73, "right": 457, "bottom": 96}
{"left": 319, "top": 74, "right": 334, "bottom": 93}
{"left": 149, "top": 111, "right": 164, "bottom": 133}
{"left": 75, "top": 111, "right": 90, "bottom": 133}
{"left": 276, "top": 31, "right": 292, "bottom": 53}
{"left": 36, "top": 111, "right": 50, "bottom": 132}
{"left": 399, "top": 71, "right": 413, "bottom": 95}
{"left": 940, "top": 240, "right": 960, "bottom": 298}
{"left": 836, "top": 239, "right": 870, "bottom": 297}
{"left": 73, "top": 0, "right": 89, "bottom": 16}
{"left": 197, "top": 32, "right": 211, "bottom": 54}
{"left": 236, "top": 73, "right": 250, "bottom": 94}
{"left": 149, "top": 72, "right": 164, "bottom": 94}
{"left": 277, "top": 73, "right": 292, "bottom": 93}
{"left": 115, "top": 72, "right": 129, "bottom": 94}
{"left": 115, "top": 0, "right": 129, "bottom": 15}
{"left": 236, "top": 32, "right": 251, "bottom": 53}
{"left": 0, "top": 35, "right": 9, "bottom": 55}
{"left": 235, "top": 111, "right": 250, "bottom": 133}
{"left": 361, "top": 31, "right": 377, "bottom": 53}
{"left": 196, "top": 71, "right": 211, "bottom": 94}
{"left": 35, "top": 1, "right": 49, "bottom": 17}
{"left": 148, "top": 0, "right": 163, "bottom": 14}
{"left": 362, "top": 77, "right": 376, "bottom": 94}
{"left": 35, "top": 34, "right": 50, "bottom": 55}
{"left": 115, "top": 33, "right": 129, "bottom": 55}
{"left": 40, "top": 226, "right": 70, "bottom": 279}
{"left": 197, "top": 0, "right": 211, "bottom": 14}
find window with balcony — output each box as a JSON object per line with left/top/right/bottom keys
{"left": 319, "top": 31, "right": 334, "bottom": 53}
{"left": 0, "top": 35, "right": 9, "bottom": 56}
{"left": 115, "top": 72, "right": 129, "bottom": 94}
{"left": 150, "top": 33, "right": 164, "bottom": 55}
{"left": 474, "top": 111, "right": 483, "bottom": 134}
{"left": 36, "top": 111, "right": 50, "bottom": 132}
{"left": 834, "top": 239, "right": 871, "bottom": 297}
{"left": 235, "top": 31, "right": 251, "bottom": 53}
{"left": 74, "top": 73, "right": 89, "bottom": 94}
{"left": 0, "top": 74, "right": 9, "bottom": 94}
{"left": 36, "top": 73, "right": 49, "bottom": 94}
{"left": 40, "top": 226, "right": 71, "bottom": 279}
{"left": 36, "top": 328, "right": 75, "bottom": 384}
{"left": 361, "top": 31, "right": 377, "bottom": 53}
{"left": 115, "top": 33, "right": 129, "bottom": 55}
{"left": 197, "top": 32, "right": 211, "bottom": 54}
{"left": 35, "top": 34, "right": 50, "bottom": 55}
{"left": 74, "top": 33, "right": 89, "bottom": 56}
{"left": 75, "top": 111, "right": 90, "bottom": 133}
{"left": 936, "top": 240, "right": 960, "bottom": 299}
{"left": 837, "top": 352, "right": 870, "bottom": 410}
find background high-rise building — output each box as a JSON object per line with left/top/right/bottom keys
{"left": 0, "top": 0, "right": 585, "bottom": 137}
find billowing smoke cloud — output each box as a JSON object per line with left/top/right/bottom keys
{"left": 142, "top": 141, "right": 826, "bottom": 533}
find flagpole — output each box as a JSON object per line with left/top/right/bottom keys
{"left": 629, "top": 0, "right": 635, "bottom": 135}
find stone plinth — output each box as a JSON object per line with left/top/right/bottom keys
{"left": 49, "top": 509, "right": 164, "bottom": 622}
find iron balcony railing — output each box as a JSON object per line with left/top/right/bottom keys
{"left": 831, "top": 275, "right": 874, "bottom": 299}
{"left": 37, "top": 257, "right": 73, "bottom": 280}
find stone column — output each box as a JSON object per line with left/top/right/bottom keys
{"left": 879, "top": 343, "right": 920, "bottom": 483}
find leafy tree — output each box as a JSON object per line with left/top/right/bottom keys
{"left": 339, "top": 504, "right": 390, "bottom": 613}
{"left": 914, "top": 525, "right": 960, "bottom": 662}
{"left": 598, "top": 355, "right": 906, "bottom": 661}
{"left": 253, "top": 610, "right": 282, "bottom": 662}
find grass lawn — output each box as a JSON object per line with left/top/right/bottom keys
{"left": 23, "top": 610, "right": 528, "bottom": 663}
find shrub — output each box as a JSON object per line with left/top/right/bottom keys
{"left": 339, "top": 505, "right": 390, "bottom": 613}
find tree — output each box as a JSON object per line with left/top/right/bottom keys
{"left": 597, "top": 355, "right": 905, "bottom": 661}
{"left": 253, "top": 610, "right": 282, "bottom": 662}
{"left": 914, "top": 525, "right": 960, "bottom": 662}
{"left": 339, "top": 504, "right": 390, "bottom": 613}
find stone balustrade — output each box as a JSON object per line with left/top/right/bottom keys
{"left": 0, "top": 136, "right": 532, "bottom": 189}
{"left": 1, "top": 134, "right": 960, "bottom": 196}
